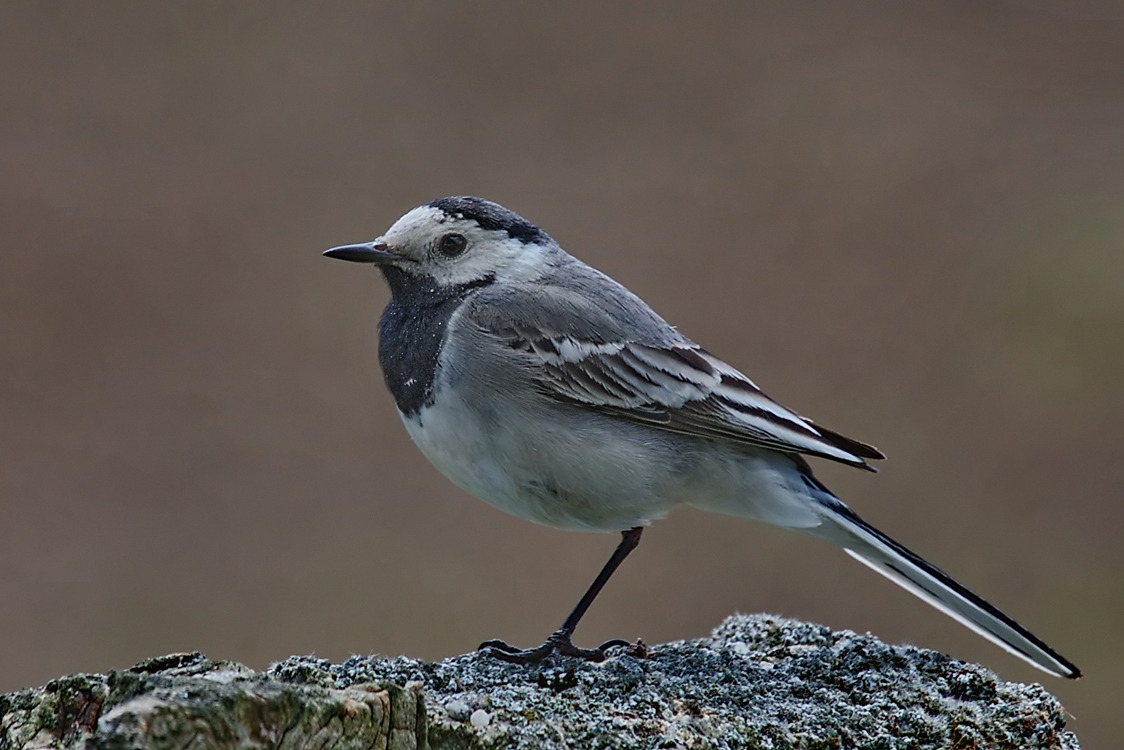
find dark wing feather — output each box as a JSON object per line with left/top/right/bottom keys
{"left": 506, "top": 331, "right": 881, "bottom": 469}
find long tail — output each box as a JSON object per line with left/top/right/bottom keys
{"left": 810, "top": 495, "right": 1081, "bottom": 679}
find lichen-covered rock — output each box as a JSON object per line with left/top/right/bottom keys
{"left": 1, "top": 614, "right": 1078, "bottom": 750}
{"left": 272, "top": 614, "right": 1078, "bottom": 750}
{"left": 0, "top": 652, "right": 424, "bottom": 750}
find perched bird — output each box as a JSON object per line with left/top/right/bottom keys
{"left": 324, "top": 196, "right": 1079, "bottom": 678}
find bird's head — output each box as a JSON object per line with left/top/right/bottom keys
{"left": 324, "top": 196, "right": 558, "bottom": 288}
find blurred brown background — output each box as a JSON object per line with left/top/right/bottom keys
{"left": 2, "top": 1, "right": 1121, "bottom": 744}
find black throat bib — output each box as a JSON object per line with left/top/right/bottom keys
{"left": 377, "top": 265, "right": 492, "bottom": 417}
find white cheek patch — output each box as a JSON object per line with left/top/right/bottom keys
{"left": 381, "top": 202, "right": 556, "bottom": 287}
{"left": 493, "top": 241, "right": 551, "bottom": 283}
{"left": 428, "top": 236, "right": 550, "bottom": 287}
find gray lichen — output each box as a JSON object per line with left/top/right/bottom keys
{"left": 272, "top": 614, "right": 1078, "bottom": 750}
{"left": 1, "top": 614, "right": 1078, "bottom": 750}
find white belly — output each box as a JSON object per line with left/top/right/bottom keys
{"left": 400, "top": 382, "right": 824, "bottom": 533}
{"left": 399, "top": 387, "right": 687, "bottom": 531}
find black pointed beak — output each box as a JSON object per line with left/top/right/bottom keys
{"left": 323, "top": 241, "right": 399, "bottom": 264}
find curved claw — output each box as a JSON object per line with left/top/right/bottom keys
{"left": 594, "top": 638, "right": 631, "bottom": 652}
{"left": 477, "top": 639, "right": 524, "bottom": 654}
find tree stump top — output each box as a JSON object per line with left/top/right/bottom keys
{"left": 2, "top": 614, "right": 1078, "bottom": 749}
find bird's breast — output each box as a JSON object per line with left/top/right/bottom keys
{"left": 377, "top": 268, "right": 491, "bottom": 417}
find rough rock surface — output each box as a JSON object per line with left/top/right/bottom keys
{"left": 0, "top": 652, "right": 424, "bottom": 750}
{"left": 2, "top": 614, "right": 1078, "bottom": 749}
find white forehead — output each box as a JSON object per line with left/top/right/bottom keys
{"left": 382, "top": 205, "right": 454, "bottom": 245}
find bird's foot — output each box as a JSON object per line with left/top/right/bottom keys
{"left": 477, "top": 630, "right": 631, "bottom": 664}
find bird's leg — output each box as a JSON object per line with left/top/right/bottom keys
{"left": 478, "top": 526, "right": 644, "bottom": 664}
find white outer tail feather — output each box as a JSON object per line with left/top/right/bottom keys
{"left": 821, "top": 509, "right": 1080, "bottom": 679}
{"left": 842, "top": 550, "right": 1064, "bottom": 677}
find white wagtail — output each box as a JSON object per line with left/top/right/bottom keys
{"left": 324, "top": 196, "right": 1079, "bottom": 678}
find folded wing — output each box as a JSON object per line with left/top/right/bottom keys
{"left": 500, "top": 331, "right": 883, "bottom": 470}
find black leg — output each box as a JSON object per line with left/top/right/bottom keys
{"left": 478, "top": 527, "right": 644, "bottom": 664}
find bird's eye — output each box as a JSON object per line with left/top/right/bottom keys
{"left": 438, "top": 233, "right": 468, "bottom": 257}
